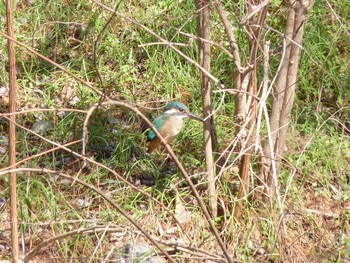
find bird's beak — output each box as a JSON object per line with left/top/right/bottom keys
{"left": 186, "top": 112, "right": 204, "bottom": 122}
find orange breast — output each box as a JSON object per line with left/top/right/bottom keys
{"left": 147, "top": 116, "right": 184, "bottom": 153}
{"left": 158, "top": 116, "right": 184, "bottom": 143}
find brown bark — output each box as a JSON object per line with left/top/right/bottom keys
{"left": 6, "top": 0, "right": 19, "bottom": 261}
{"left": 262, "top": 1, "right": 313, "bottom": 188}
{"left": 195, "top": 0, "right": 218, "bottom": 218}
{"left": 214, "top": 0, "right": 243, "bottom": 128}
{"left": 234, "top": 1, "right": 269, "bottom": 219}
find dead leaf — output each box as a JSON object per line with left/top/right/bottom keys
{"left": 175, "top": 195, "right": 192, "bottom": 225}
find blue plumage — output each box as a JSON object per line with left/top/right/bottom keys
{"left": 147, "top": 101, "right": 203, "bottom": 153}
{"left": 147, "top": 115, "right": 169, "bottom": 141}
{"left": 164, "top": 101, "right": 188, "bottom": 112}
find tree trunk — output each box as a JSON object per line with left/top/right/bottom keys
{"left": 234, "top": 1, "right": 269, "bottom": 219}
{"left": 195, "top": 0, "right": 217, "bottom": 217}
{"left": 262, "top": 0, "right": 314, "bottom": 188}
{"left": 6, "top": 0, "right": 19, "bottom": 261}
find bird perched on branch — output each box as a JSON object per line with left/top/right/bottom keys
{"left": 147, "top": 101, "right": 204, "bottom": 153}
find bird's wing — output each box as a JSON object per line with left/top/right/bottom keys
{"left": 147, "top": 115, "right": 169, "bottom": 141}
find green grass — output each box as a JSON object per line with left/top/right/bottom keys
{"left": 1, "top": 0, "right": 350, "bottom": 262}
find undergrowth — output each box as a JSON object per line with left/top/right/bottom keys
{"left": 0, "top": 0, "right": 350, "bottom": 262}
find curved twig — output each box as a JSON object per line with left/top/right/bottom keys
{"left": 91, "top": 0, "right": 226, "bottom": 90}
{"left": 25, "top": 226, "right": 124, "bottom": 262}
{"left": 93, "top": 0, "right": 123, "bottom": 103}
{"left": 1, "top": 114, "right": 189, "bottom": 240}
{"left": 0, "top": 168, "right": 175, "bottom": 263}
{"left": 0, "top": 31, "right": 107, "bottom": 99}
{"left": 81, "top": 100, "right": 233, "bottom": 262}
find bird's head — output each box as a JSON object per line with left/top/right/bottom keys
{"left": 163, "top": 101, "right": 204, "bottom": 122}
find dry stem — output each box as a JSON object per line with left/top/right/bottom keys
{"left": 6, "top": 0, "right": 19, "bottom": 261}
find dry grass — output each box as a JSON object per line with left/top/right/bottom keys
{"left": 1, "top": 0, "right": 350, "bottom": 262}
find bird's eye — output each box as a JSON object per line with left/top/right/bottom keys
{"left": 179, "top": 108, "right": 184, "bottom": 112}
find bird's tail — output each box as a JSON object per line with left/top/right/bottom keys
{"left": 147, "top": 137, "right": 161, "bottom": 153}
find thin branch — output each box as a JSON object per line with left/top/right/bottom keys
{"left": 0, "top": 108, "right": 87, "bottom": 116}
{"left": 88, "top": 224, "right": 110, "bottom": 263}
{"left": 214, "top": 0, "right": 244, "bottom": 73}
{"left": 255, "top": 41, "right": 270, "bottom": 151}
{"left": 240, "top": 0, "right": 270, "bottom": 25}
{"left": 1, "top": 114, "right": 188, "bottom": 239}
{"left": 195, "top": 0, "right": 218, "bottom": 220}
{"left": 93, "top": 0, "right": 123, "bottom": 103}
{"left": 305, "top": 208, "right": 341, "bottom": 218}
{"left": 90, "top": 0, "right": 227, "bottom": 90}
{"left": 178, "top": 31, "right": 234, "bottom": 59}
{"left": 0, "top": 31, "right": 107, "bottom": 99}
{"left": 24, "top": 226, "right": 123, "bottom": 262}
{"left": 80, "top": 99, "right": 233, "bottom": 262}
{"left": 41, "top": 21, "right": 86, "bottom": 26}
{"left": 163, "top": 3, "right": 209, "bottom": 59}
{"left": 250, "top": 24, "right": 327, "bottom": 80}
{"left": 234, "top": 0, "right": 269, "bottom": 219}
{"left": 324, "top": 0, "right": 350, "bottom": 37}
{"left": 0, "top": 140, "right": 82, "bottom": 172}
{"left": 212, "top": 88, "right": 260, "bottom": 100}
{"left": 138, "top": 42, "right": 192, "bottom": 48}
{"left": 156, "top": 239, "right": 227, "bottom": 262}
{"left": 6, "top": 0, "right": 19, "bottom": 260}
{"left": 0, "top": 168, "right": 176, "bottom": 263}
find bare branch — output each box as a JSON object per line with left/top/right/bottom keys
{"left": 0, "top": 140, "right": 82, "bottom": 172}
{"left": 0, "top": 114, "right": 188, "bottom": 239}
{"left": 0, "top": 168, "right": 176, "bottom": 263}
{"left": 178, "top": 31, "right": 234, "bottom": 59}
{"left": 138, "top": 42, "right": 192, "bottom": 48}
{"left": 25, "top": 226, "right": 123, "bottom": 262}
{"left": 6, "top": 0, "right": 19, "bottom": 260}
{"left": 214, "top": 0, "right": 243, "bottom": 73}
{"left": 195, "top": 0, "right": 218, "bottom": 224}
{"left": 0, "top": 31, "right": 107, "bottom": 99}
{"left": 93, "top": 0, "right": 123, "bottom": 103}
{"left": 80, "top": 99, "right": 232, "bottom": 261}
{"left": 240, "top": 0, "right": 270, "bottom": 25}
{"left": 91, "top": 0, "right": 227, "bottom": 90}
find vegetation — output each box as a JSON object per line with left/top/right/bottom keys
{"left": 0, "top": 0, "right": 349, "bottom": 262}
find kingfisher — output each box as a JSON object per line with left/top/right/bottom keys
{"left": 147, "top": 101, "right": 204, "bottom": 153}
